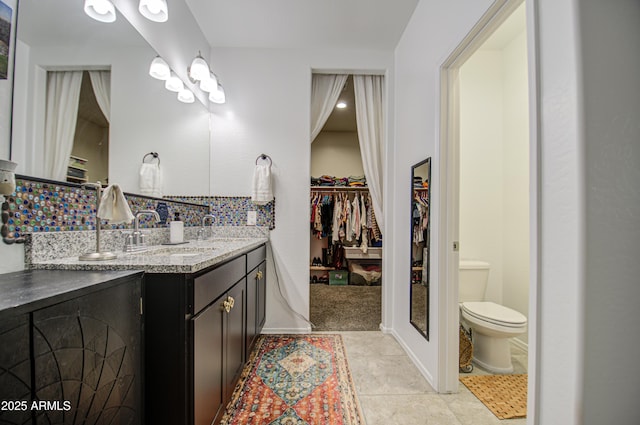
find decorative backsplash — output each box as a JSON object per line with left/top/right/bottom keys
{"left": 2, "top": 176, "right": 278, "bottom": 239}
{"left": 165, "top": 196, "right": 276, "bottom": 230}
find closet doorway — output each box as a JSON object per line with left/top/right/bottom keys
{"left": 309, "top": 74, "right": 384, "bottom": 331}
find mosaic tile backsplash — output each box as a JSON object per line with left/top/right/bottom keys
{"left": 2, "top": 177, "right": 273, "bottom": 239}
{"left": 165, "top": 196, "right": 276, "bottom": 230}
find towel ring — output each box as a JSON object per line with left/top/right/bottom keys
{"left": 143, "top": 152, "right": 160, "bottom": 165}
{"left": 255, "top": 153, "right": 272, "bottom": 166}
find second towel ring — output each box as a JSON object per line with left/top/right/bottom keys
{"left": 143, "top": 152, "right": 160, "bottom": 165}
{"left": 255, "top": 153, "right": 272, "bottom": 166}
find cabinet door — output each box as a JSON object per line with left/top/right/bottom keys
{"left": 245, "top": 268, "right": 258, "bottom": 357}
{"left": 32, "top": 279, "right": 142, "bottom": 425}
{"left": 0, "top": 314, "right": 31, "bottom": 425}
{"left": 224, "top": 279, "right": 246, "bottom": 401}
{"left": 256, "top": 261, "right": 267, "bottom": 333}
{"left": 193, "top": 300, "right": 224, "bottom": 425}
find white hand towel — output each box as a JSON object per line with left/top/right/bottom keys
{"left": 251, "top": 164, "right": 273, "bottom": 205}
{"left": 98, "top": 184, "right": 134, "bottom": 224}
{"left": 139, "top": 163, "right": 163, "bottom": 197}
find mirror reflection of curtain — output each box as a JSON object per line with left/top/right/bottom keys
{"left": 310, "top": 74, "right": 348, "bottom": 142}
{"left": 88, "top": 71, "right": 111, "bottom": 123}
{"left": 354, "top": 75, "right": 384, "bottom": 234}
{"left": 44, "top": 71, "right": 83, "bottom": 180}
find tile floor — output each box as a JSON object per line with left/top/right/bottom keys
{"left": 336, "top": 331, "right": 528, "bottom": 425}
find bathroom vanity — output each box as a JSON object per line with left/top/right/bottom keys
{"left": 142, "top": 243, "right": 267, "bottom": 425}
{"left": 0, "top": 270, "right": 144, "bottom": 424}
{"left": 27, "top": 236, "right": 268, "bottom": 425}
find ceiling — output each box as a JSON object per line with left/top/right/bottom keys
{"left": 184, "top": 0, "right": 420, "bottom": 50}
{"left": 322, "top": 75, "right": 357, "bottom": 132}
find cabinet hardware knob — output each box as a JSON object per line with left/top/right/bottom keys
{"left": 256, "top": 270, "right": 263, "bottom": 280}
{"left": 228, "top": 296, "right": 235, "bottom": 309}
{"left": 222, "top": 300, "right": 231, "bottom": 313}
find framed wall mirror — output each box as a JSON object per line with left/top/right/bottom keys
{"left": 410, "top": 157, "right": 431, "bottom": 340}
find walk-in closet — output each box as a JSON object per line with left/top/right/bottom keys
{"left": 309, "top": 74, "right": 384, "bottom": 331}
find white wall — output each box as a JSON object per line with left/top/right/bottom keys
{"left": 501, "top": 30, "right": 529, "bottom": 340}
{"left": 311, "top": 131, "right": 363, "bottom": 178}
{"left": 460, "top": 50, "right": 505, "bottom": 304}
{"left": 207, "top": 46, "right": 393, "bottom": 332}
{"left": 393, "top": 0, "right": 495, "bottom": 390}
{"left": 579, "top": 0, "right": 640, "bottom": 423}
{"left": 459, "top": 30, "right": 529, "bottom": 345}
{"left": 397, "top": 0, "right": 640, "bottom": 422}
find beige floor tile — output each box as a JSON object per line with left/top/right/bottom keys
{"left": 359, "top": 394, "right": 463, "bottom": 425}
{"left": 339, "top": 331, "right": 406, "bottom": 357}
{"left": 349, "top": 354, "right": 435, "bottom": 395}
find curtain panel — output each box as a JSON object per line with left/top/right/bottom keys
{"left": 354, "top": 75, "right": 385, "bottom": 235}
{"left": 44, "top": 71, "right": 83, "bottom": 181}
{"left": 310, "top": 74, "right": 348, "bottom": 142}
{"left": 89, "top": 71, "right": 111, "bottom": 123}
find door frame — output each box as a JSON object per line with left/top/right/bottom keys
{"left": 438, "top": 0, "right": 540, "bottom": 422}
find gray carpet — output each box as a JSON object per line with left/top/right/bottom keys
{"left": 310, "top": 284, "right": 381, "bottom": 331}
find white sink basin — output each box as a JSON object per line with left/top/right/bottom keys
{"left": 124, "top": 246, "right": 215, "bottom": 258}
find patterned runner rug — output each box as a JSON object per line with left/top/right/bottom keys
{"left": 221, "top": 334, "right": 365, "bottom": 425}
{"left": 459, "top": 374, "right": 527, "bottom": 420}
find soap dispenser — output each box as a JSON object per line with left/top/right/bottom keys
{"left": 169, "top": 212, "right": 184, "bottom": 244}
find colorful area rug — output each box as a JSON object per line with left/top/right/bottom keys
{"left": 459, "top": 374, "right": 528, "bottom": 420}
{"left": 220, "top": 334, "right": 365, "bottom": 425}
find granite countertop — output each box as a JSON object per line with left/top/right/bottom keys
{"left": 0, "top": 269, "right": 144, "bottom": 320}
{"left": 29, "top": 238, "right": 268, "bottom": 274}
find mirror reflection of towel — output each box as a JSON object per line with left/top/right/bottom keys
{"left": 98, "top": 184, "right": 134, "bottom": 224}
{"left": 139, "top": 163, "right": 163, "bottom": 197}
{"left": 252, "top": 164, "right": 273, "bottom": 205}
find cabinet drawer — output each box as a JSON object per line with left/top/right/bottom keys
{"left": 247, "top": 244, "right": 266, "bottom": 272}
{"left": 194, "top": 256, "right": 245, "bottom": 314}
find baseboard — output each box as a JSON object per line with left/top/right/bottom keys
{"left": 261, "top": 326, "right": 312, "bottom": 334}
{"left": 510, "top": 337, "right": 529, "bottom": 352}
{"left": 387, "top": 329, "right": 436, "bottom": 390}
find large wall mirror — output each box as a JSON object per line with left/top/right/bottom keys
{"left": 7, "top": 0, "right": 211, "bottom": 196}
{"left": 410, "top": 157, "right": 431, "bottom": 340}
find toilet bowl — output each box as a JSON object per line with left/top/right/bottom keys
{"left": 459, "top": 260, "right": 527, "bottom": 373}
{"left": 460, "top": 301, "right": 527, "bottom": 373}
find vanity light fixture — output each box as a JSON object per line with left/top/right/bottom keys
{"left": 199, "top": 72, "right": 218, "bottom": 93}
{"left": 336, "top": 101, "right": 347, "bottom": 109}
{"left": 139, "top": 0, "right": 168, "bottom": 23}
{"left": 189, "top": 52, "right": 210, "bottom": 82}
{"left": 165, "top": 72, "right": 184, "bottom": 92}
{"left": 149, "top": 56, "right": 170, "bottom": 80}
{"left": 84, "top": 0, "right": 117, "bottom": 23}
{"left": 209, "top": 82, "right": 226, "bottom": 104}
{"left": 177, "top": 88, "right": 195, "bottom": 104}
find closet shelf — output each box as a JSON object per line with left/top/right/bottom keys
{"left": 311, "top": 186, "right": 369, "bottom": 191}
{"left": 310, "top": 266, "right": 336, "bottom": 271}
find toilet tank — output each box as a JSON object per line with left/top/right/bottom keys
{"left": 459, "top": 260, "right": 490, "bottom": 303}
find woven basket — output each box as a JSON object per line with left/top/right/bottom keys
{"left": 459, "top": 326, "right": 473, "bottom": 371}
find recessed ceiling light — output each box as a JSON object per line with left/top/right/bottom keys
{"left": 336, "top": 101, "right": 347, "bottom": 109}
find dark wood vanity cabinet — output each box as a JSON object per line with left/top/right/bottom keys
{"left": 144, "top": 244, "right": 266, "bottom": 425}
{"left": 0, "top": 271, "right": 143, "bottom": 425}
{"left": 246, "top": 244, "right": 267, "bottom": 358}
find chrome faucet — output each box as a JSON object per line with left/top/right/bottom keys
{"left": 200, "top": 214, "right": 217, "bottom": 240}
{"left": 124, "top": 210, "right": 161, "bottom": 252}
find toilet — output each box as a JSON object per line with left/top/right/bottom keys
{"left": 459, "top": 260, "right": 527, "bottom": 373}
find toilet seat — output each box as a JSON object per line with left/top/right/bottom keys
{"left": 461, "top": 301, "right": 527, "bottom": 328}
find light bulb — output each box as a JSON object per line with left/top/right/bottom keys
{"left": 165, "top": 72, "right": 184, "bottom": 92}
{"left": 199, "top": 73, "right": 218, "bottom": 93}
{"left": 84, "top": 0, "right": 116, "bottom": 23}
{"left": 178, "top": 89, "right": 195, "bottom": 104}
{"left": 336, "top": 101, "right": 347, "bottom": 109}
{"left": 149, "top": 56, "right": 170, "bottom": 80}
{"left": 189, "top": 54, "right": 209, "bottom": 81}
{"left": 139, "top": 0, "right": 168, "bottom": 23}
{"left": 209, "top": 83, "right": 226, "bottom": 104}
